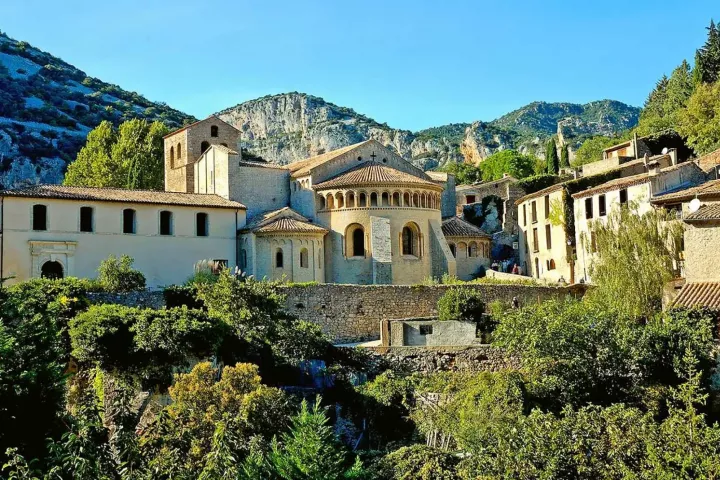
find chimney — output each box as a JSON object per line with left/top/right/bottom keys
{"left": 633, "top": 132, "right": 639, "bottom": 159}
{"left": 643, "top": 152, "right": 650, "bottom": 169}
{"left": 669, "top": 148, "right": 677, "bottom": 166}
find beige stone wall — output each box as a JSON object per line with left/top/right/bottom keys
{"left": 445, "top": 236, "right": 491, "bottom": 280}
{"left": 0, "top": 196, "right": 243, "bottom": 288}
{"left": 231, "top": 165, "right": 289, "bottom": 221}
{"left": 164, "top": 130, "right": 189, "bottom": 192}
{"left": 282, "top": 283, "right": 586, "bottom": 343}
{"left": 684, "top": 222, "right": 720, "bottom": 282}
{"left": 517, "top": 188, "right": 573, "bottom": 282}
{"left": 251, "top": 234, "right": 324, "bottom": 282}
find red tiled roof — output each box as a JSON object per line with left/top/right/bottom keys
{"left": 313, "top": 163, "right": 440, "bottom": 190}
{"left": 674, "top": 282, "right": 720, "bottom": 309}
{"left": 441, "top": 216, "right": 491, "bottom": 238}
{"left": 254, "top": 217, "right": 328, "bottom": 234}
{"left": 0, "top": 184, "right": 246, "bottom": 209}
{"left": 286, "top": 141, "right": 372, "bottom": 177}
{"left": 163, "top": 115, "right": 239, "bottom": 138}
{"left": 696, "top": 148, "right": 720, "bottom": 173}
{"left": 652, "top": 179, "right": 720, "bottom": 204}
{"left": 684, "top": 204, "right": 720, "bottom": 222}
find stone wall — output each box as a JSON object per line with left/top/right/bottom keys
{"left": 366, "top": 345, "right": 518, "bottom": 373}
{"left": 88, "top": 291, "right": 166, "bottom": 309}
{"left": 282, "top": 283, "right": 585, "bottom": 343}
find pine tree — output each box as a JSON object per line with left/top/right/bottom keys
{"left": 696, "top": 19, "right": 720, "bottom": 84}
{"left": 545, "top": 138, "right": 559, "bottom": 174}
{"left": 560, "top": 144, "right": 569, "bottom": 168}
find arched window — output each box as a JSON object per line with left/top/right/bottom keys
{"left": 449, "top": 243, "right": 456, "bottom": 258}
{"left": 318, "top": 248, "right": 323, "bottom": 269}
{"left": 300, "top": 248, "right": 309, "bottom": 268}
{"left": 196, "top": 212, "right": 209, "bottom": 237}
{"left": 346, "top": 224, "right": 365, "bottom": 258}
{"left": 381, "top": 192, "right": 390, "bottom": 206}
{"left": 457, "top": 242, "right": 467, "bottom": 258}
{"left": 32, "top": 204, "right": 47, "bottom": 231}
{"left": 421, "top": 194, "right": 427, "bottom": 208}
{"left": 201, "top": 141, "right": 210, "bottom": 154}
{"left": 412, "top": 193, "right": 420, "bottom": 207}
{"left": 170, "top": 145, "right": 175, "bottom": 164}
{"left": 549, "top": 259, "right": 556, "bottom": 270}
{"left": 370, "top": 192, "right": 378, "bottom": 207}
{"left": 177, "top": 143, "right": 181, "bottom": 159}
{"left": 403, "top": 192, "right": 410, "bottom": 206}
{"left": 401, "top": 223, "right": 420, "bottom": 257}
{"left": 347, "top": 192, "right": 356, "bottom": 207}
{"left": 392, "top": 192, "right": 400, "bottom": 206}
{"left": 326, "top": 194, "right": 335, "bottom": 210}
{"left": 317, "top": 195, "right": 326, "bottom": 210}
{"left": 359, "top": 192, "right": 367, "bottom": 207}
{"left": 41, "top": 261, "right": 63, "bottom": 280}
{"left": 336, "top": 192, "right": 344, "bottom": 209}
{"left": 160, "top": 210, "right": 173, "bottom": 235}
{"left": 210, "top": 125, "right": 219, "bottom": 137}
{"left": 275, "top": 248, "right": 284, "bottom": 268}
{"left": 123, "top": 208, "right": 136, "bottom": 234}
{"left": 468, "top": 242, "right": 478, "bottom": 258}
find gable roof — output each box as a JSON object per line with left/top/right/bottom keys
{"left": 426, "top": 171, "right": 449, "bottom": 182}
{"left": 696, "top": 148, "right": 720, "bottom": 173}
{"left": 441, "top": 216, "right": 491, "bottom": 238}
{"left": 652, "top": 179, "right": 720, "bottom": 205}
{"left": 673, "top": 282, "right": 720, "bottom": 310}
{"left": 684, "top": 204, "right": 720, "bottom": 222}
{"left": 286, "top": 141, "right": 373, "bottom": 177}
{"left": 457, "top": 175, "right": 518, "bottom": 192}
{"left": 313, "top": 162, "right": 440, "bottom": 190}
{"left": 0, "top": 184, "right": 246, "bottom": 209}
{"left": 240, "top": 207, "right": 327, "bottom": 235}
{"left": 210, "top": 144, "right": 239, "bottom": 155}
{"left": 163, "top": 115, "right": 240, "bottom": 139}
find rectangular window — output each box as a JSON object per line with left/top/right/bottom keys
{"left": 619, "top": 188, "right": 628, "bottom": 205}
{"left": 532, "top": 228, "right": 539, "bottom": 252}
{"left": 80, "top": 206, "right": 93, "bottom": 232}
{"left": 544, "top": 195, "right": 550, "bottom": 218}
{"left": 545, "top": 224, "right": 552, "bottom": 250}
{"left": 196, "top": 213, "right": 208, "bottom": 237}
{"left": 32, "top": 204, "right": 47, "bottom": 231}
{"left": 160, "top": 211, "right": 173, "bottom": 236}
{"left": 123, "top": 209, "right": 136, "bottom": 234}
{"left": 419, "top": 325, "right": 433, "bottom": 335}
{"left": 531, "top": 201, "right": 537, "bottom": 223}
{"left": 598, "top": 194, "right": 607, "bottom": 217}
{"left": 466, "top": 195, "right": 476, "bottom": 204}
{"left": 585, "top": 197, "right": 593, "bottom": 220}
{"left": 240, "top": 249, "right": 247, "bottom": 269}
{"left": 522, "top": 204, "right": 527, "bottom": 226}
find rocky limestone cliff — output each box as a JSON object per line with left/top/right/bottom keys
{"left": 217, "top": 94, "right": 640, "bottom": 170}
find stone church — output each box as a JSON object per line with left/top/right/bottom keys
{"left": 0, "top": 116, "right": 491, "bottom": 287}
{"left": 165, "top": 116, "right": 491, "bottom": 285}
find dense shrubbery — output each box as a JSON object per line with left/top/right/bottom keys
{"left": 96, "top": 254, "right": 146, "bottom": 292}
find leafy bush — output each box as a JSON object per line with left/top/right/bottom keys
{"left": 371, "top": 445, "right": 460, "bottom": 479}
{"left": 437, "top": 287, "right": 485, "bottom": 323}
{"left": 96, "top": 254, "right": 146, "bottom": 292}
{"left": 163, "top": 284, "right": 203, "bottom": 309}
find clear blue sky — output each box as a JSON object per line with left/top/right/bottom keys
{"left": 1, "top": 0, "right": 717, "bottom": 131}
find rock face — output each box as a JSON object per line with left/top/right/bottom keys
{"left": 217, "top": 94, "right": 641, "bottom": 170}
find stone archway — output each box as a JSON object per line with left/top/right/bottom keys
{"left": 41, "top": 261, "right": 64, "bottom": 280}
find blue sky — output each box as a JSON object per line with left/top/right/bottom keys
{"left": 1, "top": 0, "right": 717, "bottom": 131}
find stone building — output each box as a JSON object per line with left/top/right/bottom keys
{"left": 0, "top": 118, "right": 492, "bottom": 286}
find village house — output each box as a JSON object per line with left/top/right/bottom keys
{"left": 0, "top": 116, "right": 492, "bottom": 287}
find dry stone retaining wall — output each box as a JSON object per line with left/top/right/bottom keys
{"left": 282, "top": 283, "right": 585, "bottom": 343}
{"left": 366, "top": 345, "right": 519, "bottom": 374}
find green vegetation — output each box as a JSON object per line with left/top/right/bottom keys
{"left": 439, "top": 149, "right": 536, "bottom": 184}
{"left": 437, "top": 288, "right": 485, "bottom": 323}
{"left": 560, "top": 143, "right": 569, "bottom": 168}
{"left": 96, "top": 254, "right": 146, "bottom": 292}
{"left": 545, "top": 137, "right": 559, "bottom": 174}
{"left": 64, "top": 119, "right": 168, "bottom": 190}
{"left": 572, "top": 134, "right": 623, "bottom": 166}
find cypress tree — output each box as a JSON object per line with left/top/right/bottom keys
{"left": 560, "top": 144, "right": 569, "bottom": 168}
{"left": 546, "top": 138, "right": 559, "bottom": 174}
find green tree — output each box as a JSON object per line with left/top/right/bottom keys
{"left": 677, "top": 79, "right": 720, "bottom": 155}
{"left": 477, "top": 149, "right": 535, "bottom": 181}
{"left": 64, "top": 119, "right": 169, "bottom": 190}
{"left": 438, "top": 161, "right": 481, "bottom": 185}
{"left": 695, "top": 19, "right": 720, "bottom": 84}
{"left": 573, "top": 136, "right": 624, "bottom": 167}
{"left": 545, "top": 138, "right": 559, "bottom": 174}
{"left": 560, "top": 143, "right": 569, "bottom": 168}
{"left": 270, "top": 397, "right": 363, "bottom": 480}
{"left": 636, "top": 60, "right": 695, "bottom": 136}
{"left": 584, "top": 202, "right": 684, "bottom": 317}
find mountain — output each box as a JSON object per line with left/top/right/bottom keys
{"left": 0, "top": 31, "right": 195, "bottom": 188}
{"left": 217, "top": 94, "right": 640, "bottom": 169}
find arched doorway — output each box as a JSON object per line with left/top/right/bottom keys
{"left": 41, "top": 261, "right": 64, "bottom": 280}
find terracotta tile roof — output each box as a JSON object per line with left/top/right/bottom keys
{"left": 0, "top": 184, "right": 246, "bottom": 209}
{"left": 237, "top": 160, "right": 288, "bottom": 170}
{"left": 163, "top": 115, "right": 239, "bottom": 138}
{"left": 457, "top": 176, "right": 517, "bottom": 192}
{"left": 515, "top": 182, "right": 567, "bottom": 205}
{"left": 696, "top": 148, "right": 720, "bottom": 173}
{"left": 441, "top": 216, "right": 491, "bottom": 238}
{"left": 313, "top": 163, "right": 441, "bottom": 190}
{"left": 287, "top": 141, "right": 372, "bottom": 177}
{"left": 212, "top": 144, "right": 238, "bottom": 155}
{"left": 673, "top": 282, "right": 720, "bottom": 309}
{"left": 652, "top": 179, "right": 720, "bottom": 204}
{"left": 684, "top": 203, "right": 720, "bottom": 222}
{"left": 240, "top": 207, "right": 327, "bottom": 235}
{"left": 572, "top": 161, "right": 696, "bottom": 199}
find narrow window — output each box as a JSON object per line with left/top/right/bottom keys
{"left": 300, "top": 248, "right": 309, "bottom": 268}
{"left": 196, "top": 212, "right": 208, "bottom": 237}
{"left": 275, "top": 248, "right": 284, "bottom": 268}
{"left": 585, "top": 197, "right": 593, "bottom": 219}
{"left": 160, "top": 210, "right": 173, "bottom": 235}
{"left": 352, "top": 227, "right": 365, "bottom": 257}
{"left": 32, "top": 204, "right": 47, "bottom": 231}
{"left": 531, "top": 201, "right": 537, "bottom": 223}
{"left": 522, "top": 204, "right": 527, "bottom": 226}
{"left": 619, "top": 188, "right": 628, "bottom": 205}
{"left": 402, "top": 226, "right": 416, "bottom": 256}
{"left": 210, "top": 125, "right": 219, "bottom": 137}
{"left": 468, "top": 242, "right": 478, "bottom": 257}
{"left": 598, "top": 194, "right": 607, "bottom": 217}
{"left": 240, "top": 249, "right": 247, "bottom": 269}
{"left": 544, "top": 195, "right": 550, "bottom": 218}
{"left": 80, "top": 206, "right": 93, "bottom": 232}
{"left": 532, "top": 228, "right": 539, "bottom": 252}
{"left": 419, "top": 325, "right": 433, "bottom": 335}
{"left": 449, "top": 243, "right": 456, "bottom": 258}
{"left": 123, "top": 209, "right": 136, "bottom": 234}
{"left": 177, "top": 143, "right": 181, "bottom": 159}
{"left": 201, "top": 141, "right": 210, "bottom": 154}
{"left": 545, "top": 224, "right": 552, "bottom": 250}
{"left": 170, "top": 146, "right": 175, "bottom": 163}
